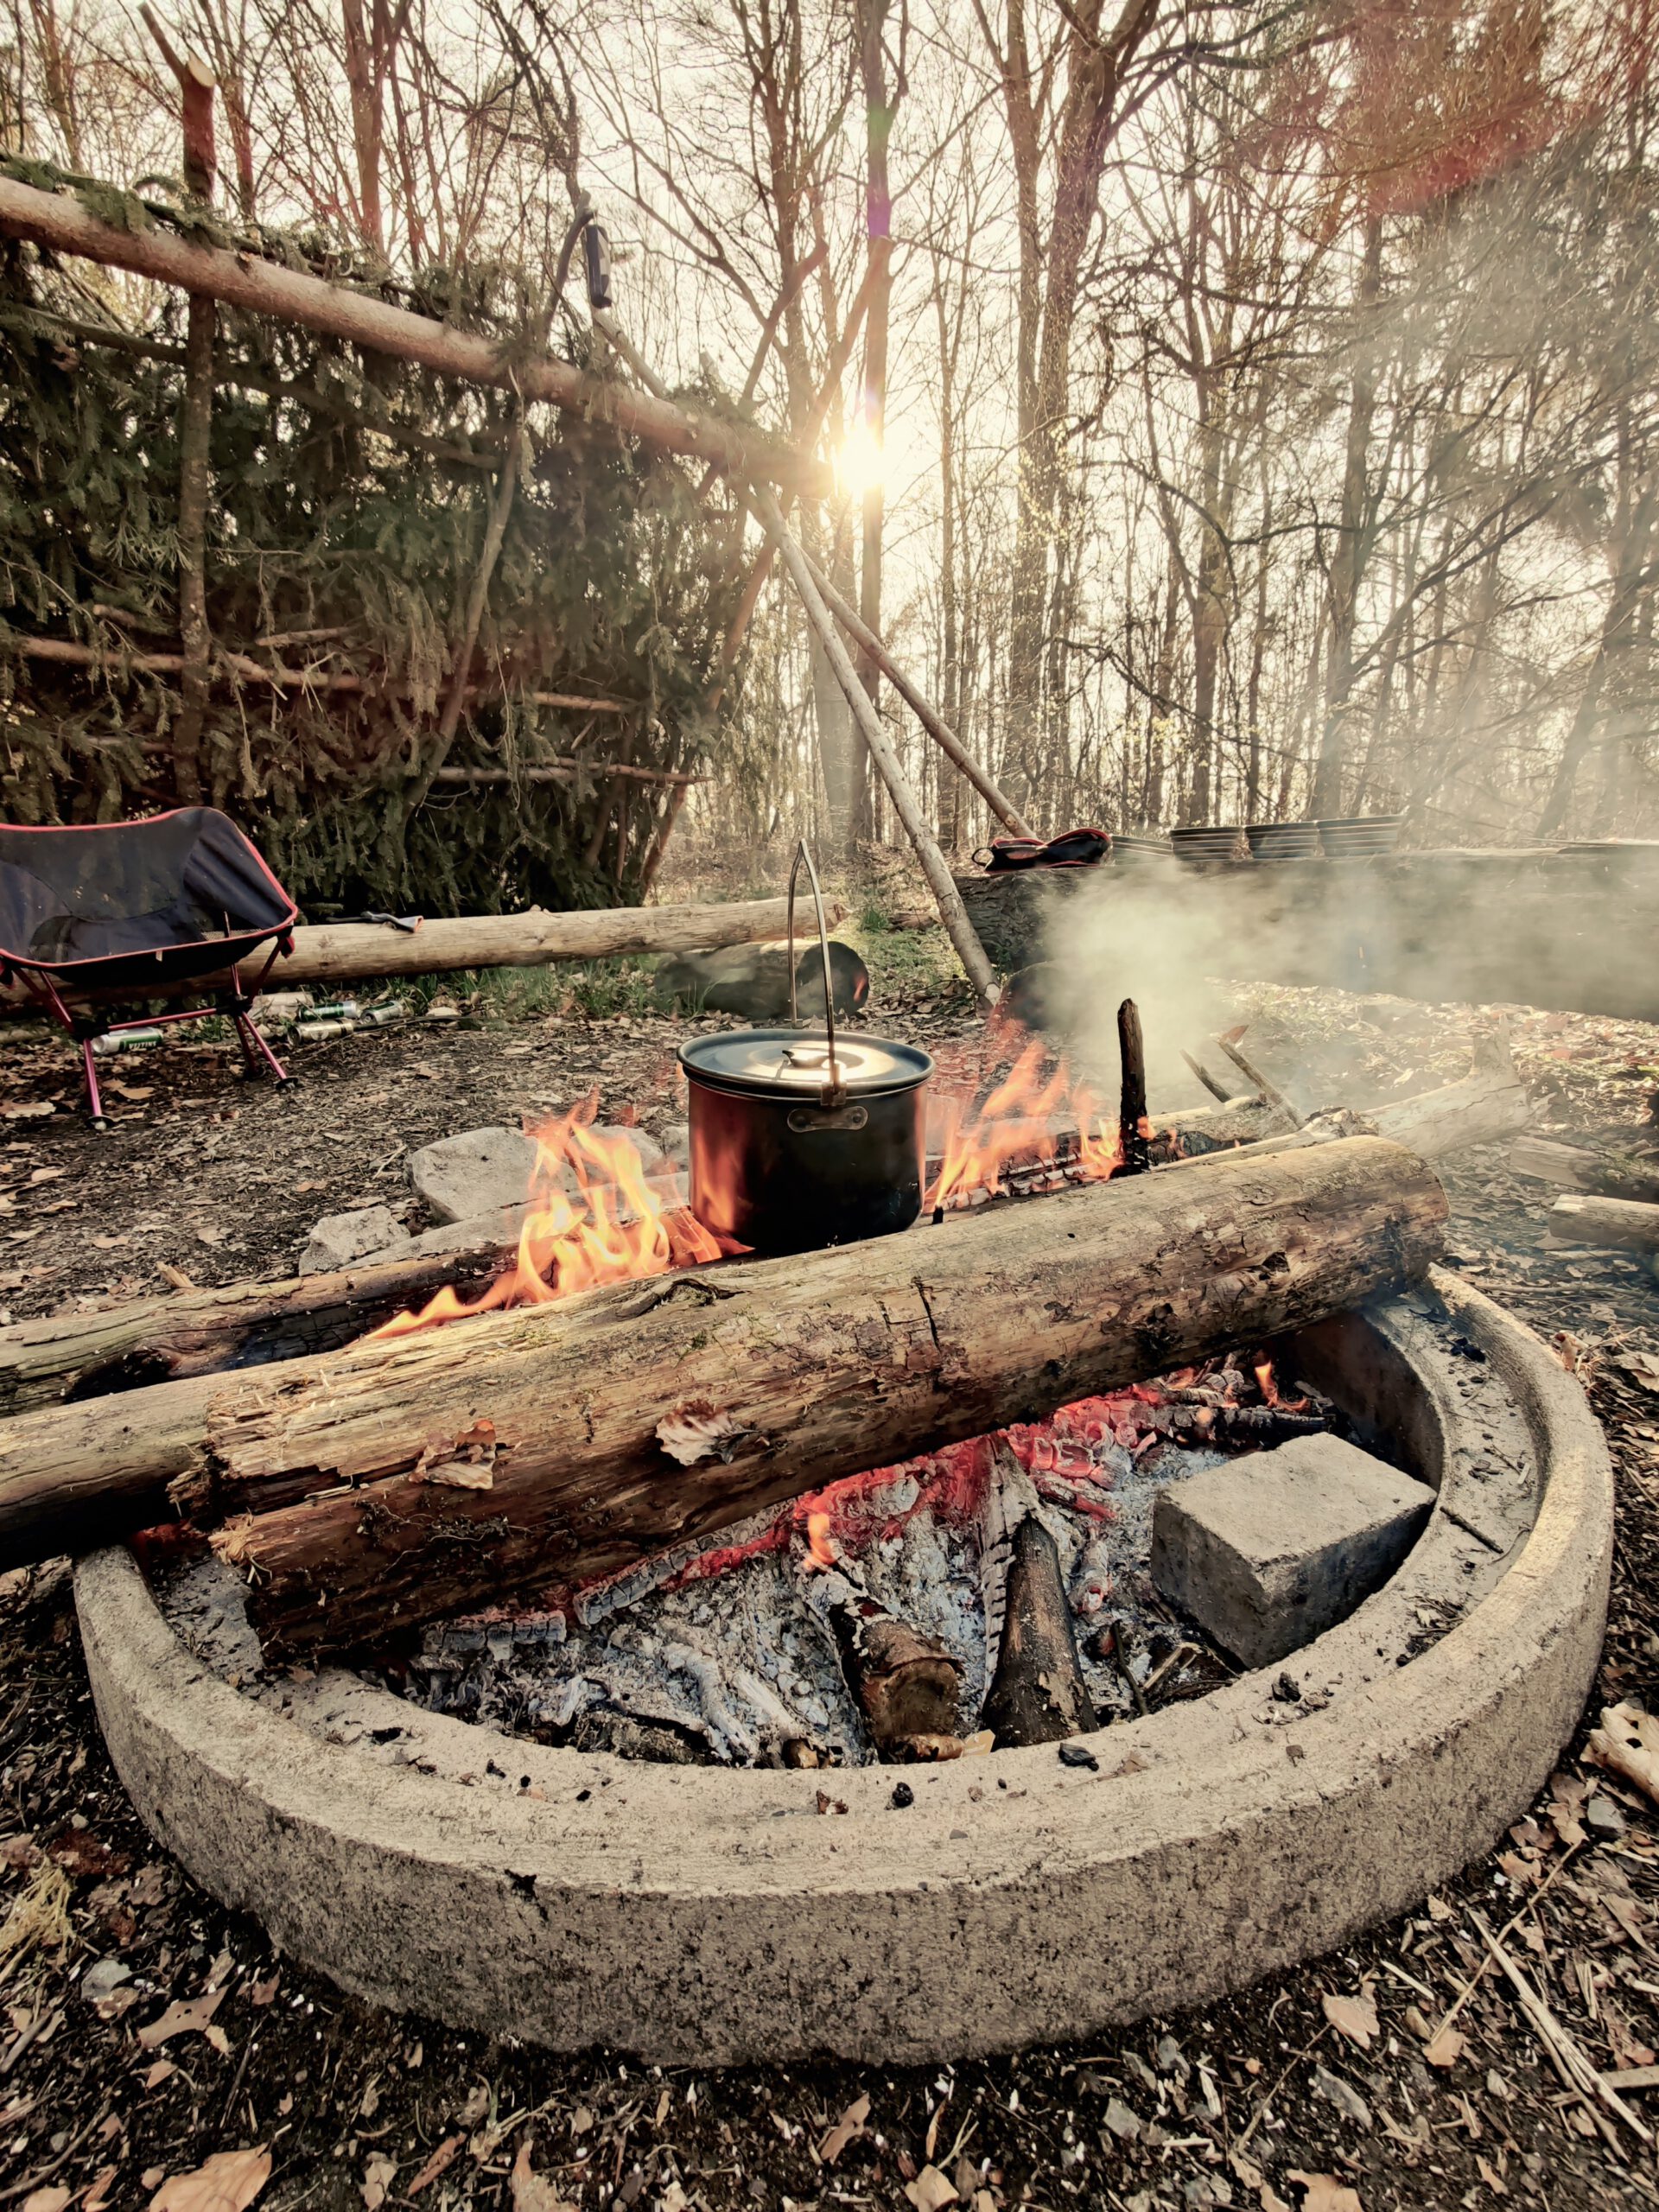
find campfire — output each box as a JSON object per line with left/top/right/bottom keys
{"left": 254, "top": 1027, "right": 1342, "bottom": 1771}
{"left": 397, "top": 1350, "right": 1334, "bottom": 1769}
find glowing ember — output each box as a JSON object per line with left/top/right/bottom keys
{"left": 804, "top": 1511, "right": 837, "bottom": 1570}
{"left": 925, "top": 1039, "right": 1122, "bottom": 1211}
{"left": 371, "top": 1093, "right": 724, "bottom": 1340}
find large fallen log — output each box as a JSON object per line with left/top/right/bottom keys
{"left": 0, "top": 894, "right": 842, "bottom": 1009}
{"left": 0, "top": 1137, "right": 1444, "bottom": 1650}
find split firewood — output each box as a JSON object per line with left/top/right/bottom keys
{"left": 0, "top": 1136, "right": 1445, "bottom": 1654}
{"left": 1164, "top": 1029, "right": 1529, "bottom": 1172}
{"left": 978, "top": 1449, "right": 1097, "bottom": 1746}
{"left": 1548, "top": 1192, "right": 1659, "bottom": 1255}
{"left": 1510, "top": 1136, "right": 1659, "bottom": 1205}
{"left": 0, "top": 1243, "right": 509, "bottom": 1419}
{"left": 804, "top": 1560, "right": 963, "bottom": 1757}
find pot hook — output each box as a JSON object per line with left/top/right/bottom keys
{"left": 785, "top": 840, "right": 843, "bottom": 1105}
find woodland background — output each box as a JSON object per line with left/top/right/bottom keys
{"left": 2, "top": 0, "right": 1657, "bottom": 906}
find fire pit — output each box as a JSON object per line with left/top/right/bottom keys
{"left": 73, "top": 1265, "right": 1611, "bottom": 2063}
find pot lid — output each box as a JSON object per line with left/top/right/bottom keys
{"left": 679, "top": 1026, "right": 933, "bottom": 1097}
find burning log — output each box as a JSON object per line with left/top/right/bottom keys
{"left": 977, "top": 1448, "right": 1097, "bottom": 1746}
{"left": 1548, "top": 1193, "right": 1659, "bottom": 1255}
{"left": 0, "top": 1137, "right": 1446, "bottom": 1651}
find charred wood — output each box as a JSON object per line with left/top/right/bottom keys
{"left": 978, "top": 1465, "right": 1097, "bottom": 1746}
{"left": 807, "top": 1564, "right": 963, "bottom": 1755}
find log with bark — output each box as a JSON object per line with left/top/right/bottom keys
{"left": 0, "top": 174, "right": 823, "bottom": 494}
{"left": 0, "top": 1243, "right": 512, "bottom": 1419}
{"left": 977, "top": 1447, "right": 1097, "bottom": 1746}
{"left": 1509, "top": 1136, "right": 1659, "bottom": 1205}
{"left": 804, "top": 1562, "right": 963, "bottom": 1755}
{"left": 0, "top": 894, "right": 844, "bottom": 1011}
{"left": 1548, "top": 1192, "right": 1659, "bottom": 1254}
{"left": 0, "top": 1136, "right": 1444, "bottom": 1654}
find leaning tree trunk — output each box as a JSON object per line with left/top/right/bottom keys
{"left": 0, "top": 1138, "right": 1444, "bottom": 1653}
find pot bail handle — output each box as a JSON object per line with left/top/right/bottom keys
{"left": 785, "top": 839, "right": 843, "bottom": 1104}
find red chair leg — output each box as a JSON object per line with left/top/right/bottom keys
{"left": 80, "top": 1036, "right": 107, "bottom": 1125}
{"left": 234, "top": 1012, "right": 290, "bottom": 1085}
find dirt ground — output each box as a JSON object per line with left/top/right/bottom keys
{"left": 3, "top": 930, "right": 1659, "bottom": 2212}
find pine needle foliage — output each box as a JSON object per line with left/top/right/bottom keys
{"left": 0, "top": 157, "right": 753, "bottom": 915}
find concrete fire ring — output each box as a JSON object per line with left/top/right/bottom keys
{"left": 76, "top": 1271, "right": 1611, "bottom": 2064}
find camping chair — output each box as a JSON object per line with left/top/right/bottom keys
{"left": 0, "top": 808, "right": 299, "bottom": 1127}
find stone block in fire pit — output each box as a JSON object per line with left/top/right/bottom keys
{"left": 1150, "top": 1436, "right": 1436, "bottom": 1669}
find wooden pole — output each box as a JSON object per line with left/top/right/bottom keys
{"left": 143, "top": 10, "right": 219, "bottom": 806}
{"left": 747, "top": 482, "right": 998, "bottom": 1007}
{"left": 0, "top": 174, "right": 823, "bottom": 494}
{"left": 799, "top": 550, "right": 1033, "bottom": 838}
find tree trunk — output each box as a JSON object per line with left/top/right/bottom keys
{"left": 0, "top": 1244, "right": 514, "bottom": 1420}
{"left": 1311, "top": 218, "right": 1383, "bottom": 819}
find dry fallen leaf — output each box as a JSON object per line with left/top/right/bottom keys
{"left": 22, "top": 2190, "right": 70, "bottom": 2212}
{"left": 819, "top": 2092, "right": 871, "bottom": 2164}
{"left": 359, "top": 2158, "right": 397, "bottom": 2211}
{"left": 509, "top": 2140, "right": 575, "bottom": 2212}
{"left": 137, "top": 1986, "right": 226, "bottom": 2049}
{"left": 143, "top": 2058, "right": 177, "bottom": 2089}
{"left": 1321, "top": 1990, "right": 1379, "bottom": 2050}
{"left": 1587, "top": 1703, "right": 1659, "bottom": 1806}
{"left": 655, "top": 1398, "right": 758, "bottom": 1466}
{"left": 148, "top": 2148, "right": 271, "bottom": 2212}
{"left": 83, "top": 2167, "right": 118, "bottom": 2212}
{"left": 905, "top": 2165, "right": 959, "bottom": 2212}
{"left": 1424, "top": 2023, "right": 1467, "bottom": 2069}
{"left": 1287, "top": 2176, "right": 1363, "bottom": 2212}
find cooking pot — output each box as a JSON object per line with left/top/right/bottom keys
{"left": 679, "top": 844, "right": 933, "bottom": 1256}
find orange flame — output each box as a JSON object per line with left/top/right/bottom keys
{"left": 925, "top": 1039, "right": 1122, "bottom": 1211}
{"left": 371, "top": 1093, "right": 722, "bottom": 1341}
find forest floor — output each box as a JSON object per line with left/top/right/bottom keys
{"left": 1, "top": 895, "right": 1658, "bottom": 2212}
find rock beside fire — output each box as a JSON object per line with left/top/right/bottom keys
{"left": 1150, "top": 1435, "right": 1436, "bottom": 1669}
{"left": 299, "top": 1205, "right": 411, "bottom": 1276}
{"left": 407, "top": 1126, "right": 541, "bottom": 1224}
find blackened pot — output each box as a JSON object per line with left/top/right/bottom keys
{"left": 679, "top": 1026, "right": 934, "bottom": 1256}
